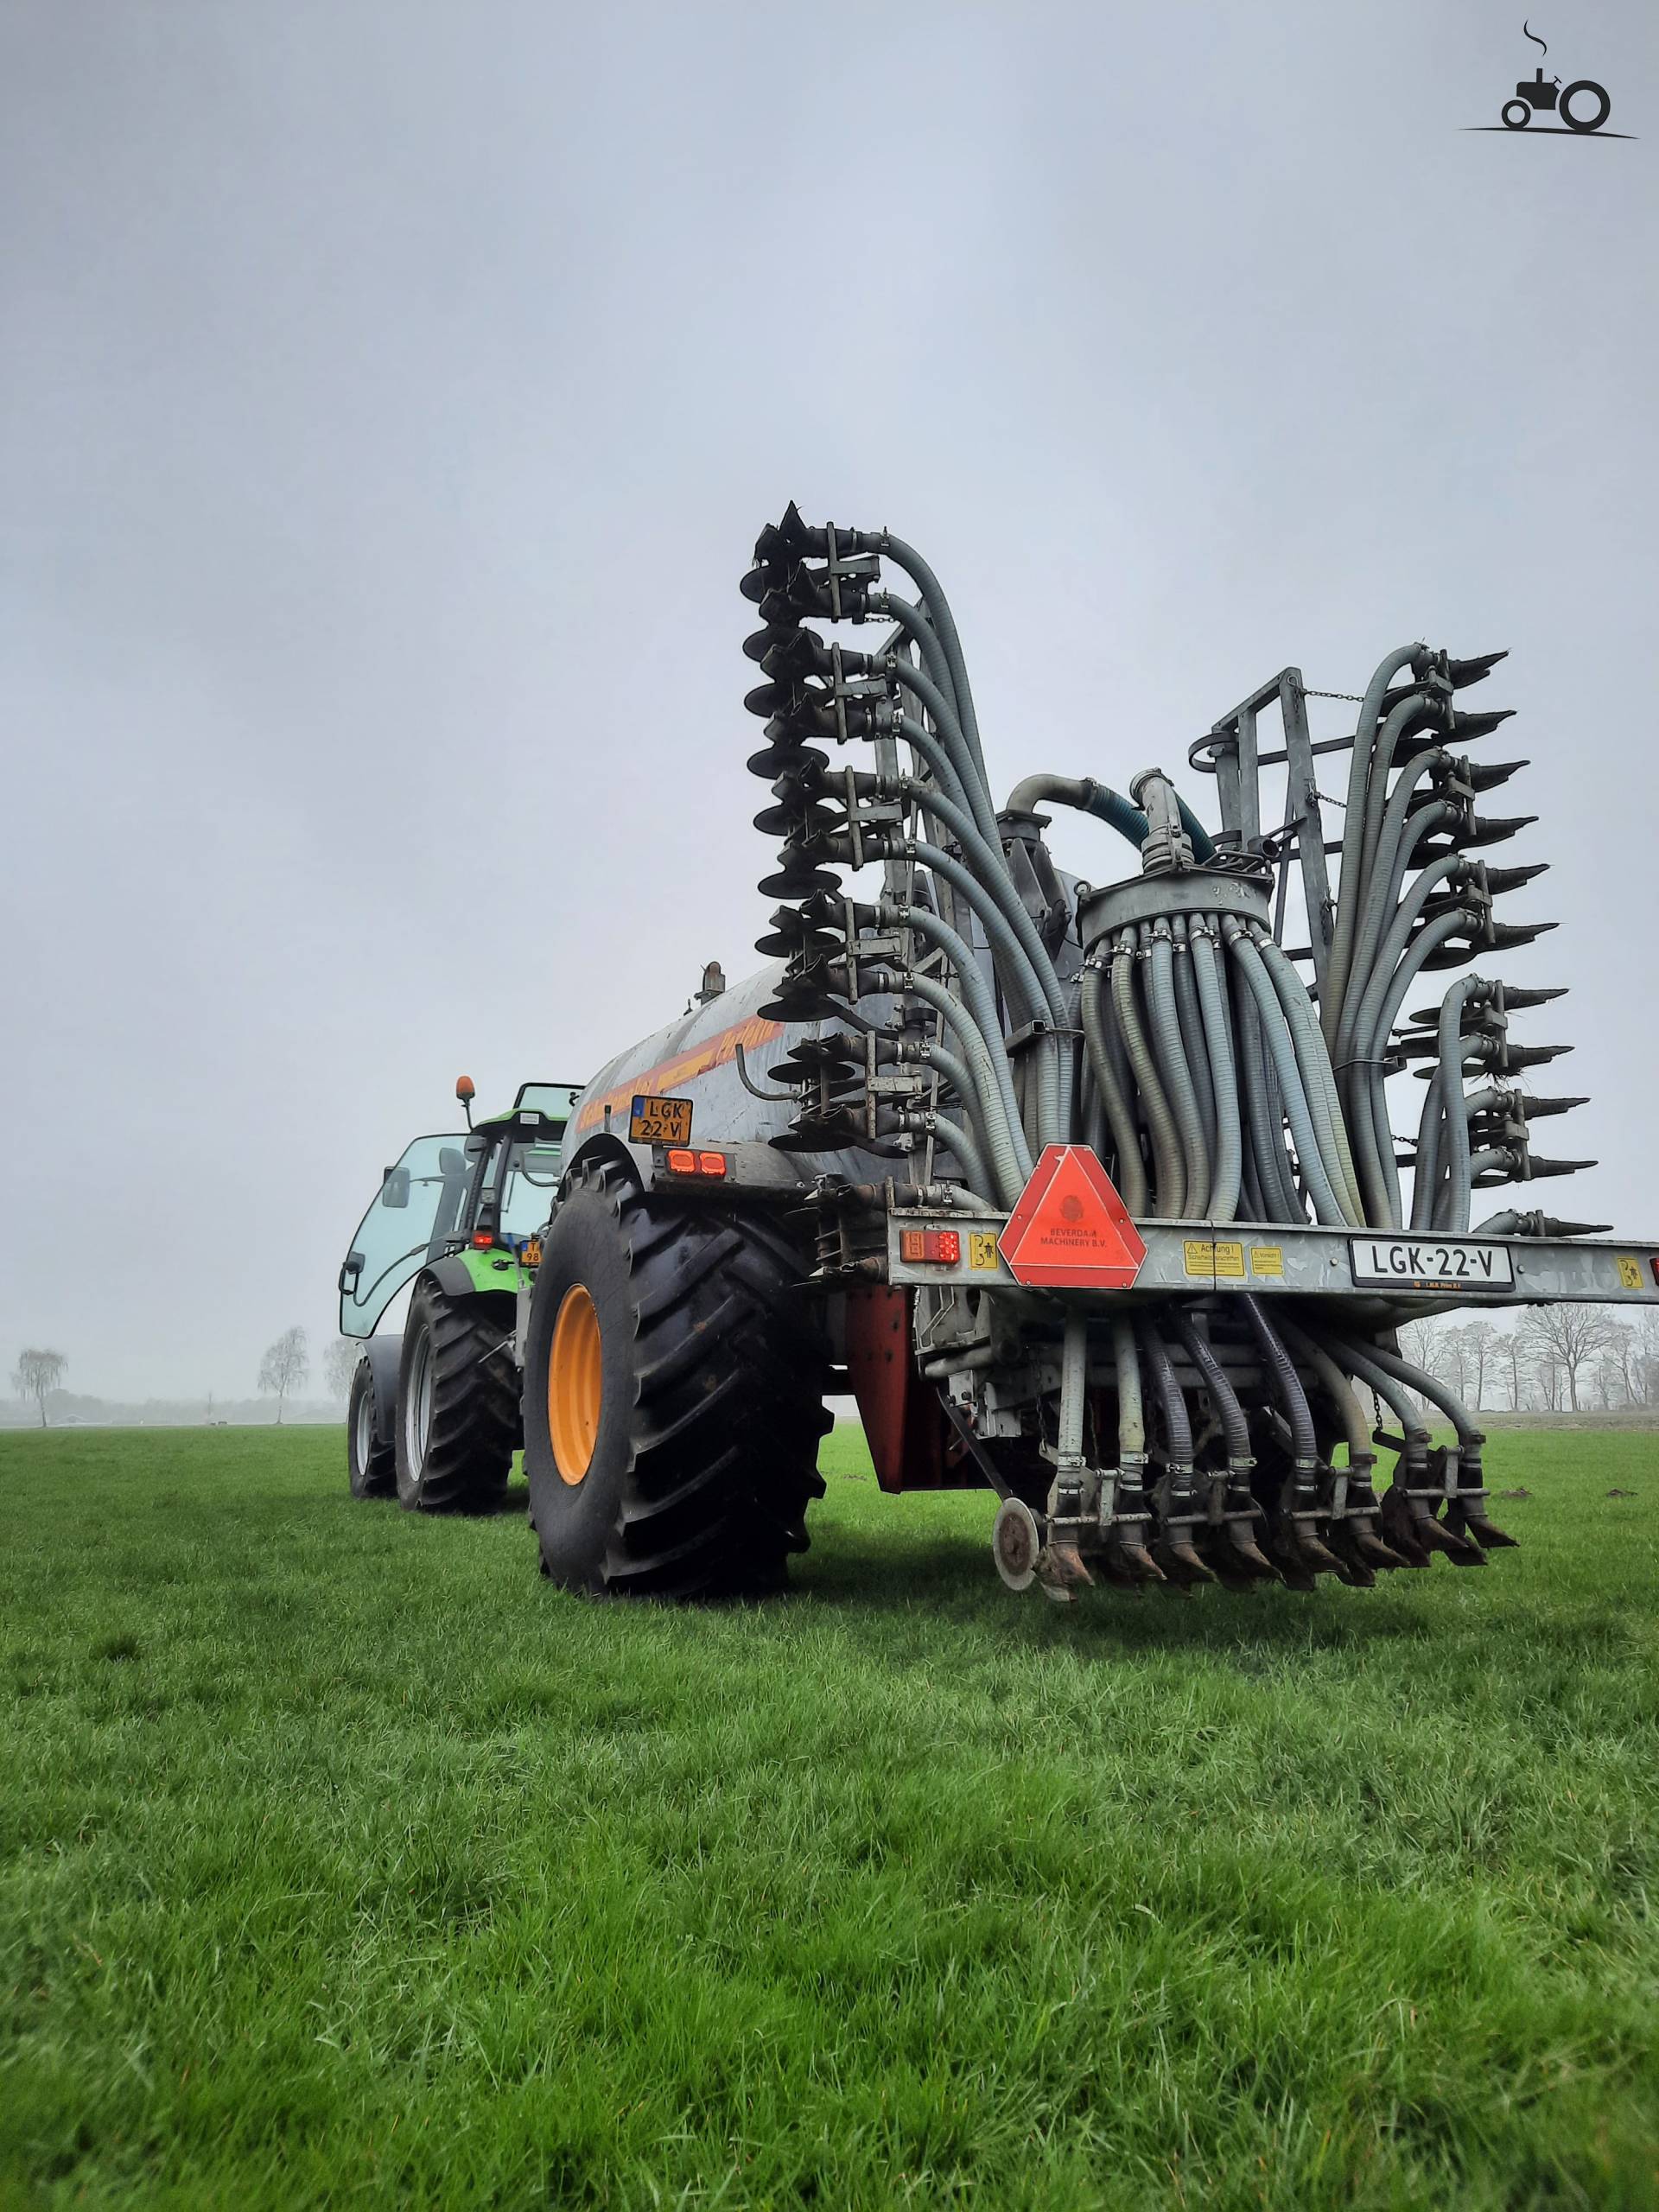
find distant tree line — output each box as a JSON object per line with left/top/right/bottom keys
{"left": 13, "top": 1311, "right": 1651, "bottom": 1433}
{"left": 1398, "top": 1306, "right": 1659, "bottom": 1414}
{"left": 5, "top": 1330, "right": 364, "bottom": 1430}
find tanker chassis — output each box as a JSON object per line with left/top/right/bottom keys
{"left": 368, "top": 509, "right": 1659, "bottom": 1605}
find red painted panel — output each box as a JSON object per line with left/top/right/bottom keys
{"left": 842, "top": 1285, "right": 969, "bottom": 1492}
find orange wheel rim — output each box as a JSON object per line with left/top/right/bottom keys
{"left": 549, "top": 1284, "right": 602, "bottom": 1485}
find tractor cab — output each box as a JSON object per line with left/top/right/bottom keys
{"left": 464, "top": 1095, "right": 573, "bottom": 1256}
{"left": 337, "top": 1079, "right": 582, "bottom": 1337}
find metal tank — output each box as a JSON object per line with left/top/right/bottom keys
{"left": 564, "top": 960, "right": 907, "bottom": 1192}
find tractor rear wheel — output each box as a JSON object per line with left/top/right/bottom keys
{"left": 347, "top": 1356, "right": 397, "bottom": 1499}
{"left": 524, "top": 1158, "right": 830, "bottom": 1598}
{"left": 395, "top": 1277, "right": 518, "bottom": 1513}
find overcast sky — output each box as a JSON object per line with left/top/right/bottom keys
{"left": 3, "top": 0, "right": 1656, "bottom": 1403}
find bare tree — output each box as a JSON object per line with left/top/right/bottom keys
{"left": 11, "top": 1348, "right": 67, "bottom": 1427}
{"left": 1438, "top": 1325, "right": 1473, "bottom": 1402}
{"left": 257, "top": 1327, "right": 309, "bottom": 1423}
{"left": 1461, "top": 1319, "right": 1497, "bottom": 1411}
{"left": 1537, "top": 1351, "right": 1561, "bottom": 1412}
{"left": 1517, "top": 1306, "right": 1615, "bottom": 1414}
{"left": 1497, "top": 1321, "right": 1528, "bottom": 1411}
{"left": 1397, "top": 1315, "right": 1439, "bottom": 1370}
{"left": 1396, "top": 1317, "right": 1446, "bottom": 1404}
{"left": 1636, "top": 1313, "right": 1659, "bottom": 1408}
{"left": 322, "top": 1338, "right": 360, "bottom": 1400}
{"left": 1599, "top": 1319, "right": 1639, "bottom": 1407}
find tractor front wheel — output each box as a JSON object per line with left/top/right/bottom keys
{"left": 347, "top": 1356, "right": 397, "bottom": 1499}
{"left": 524, "top": 1159, "right": 830, "bottom": 1598}
{"left": 395, "top": 1277, "right": 518, "bottom": 1512}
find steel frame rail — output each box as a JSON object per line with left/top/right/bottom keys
{"left": 880, "top": 1207, "right": 1659, "bottom": 1310}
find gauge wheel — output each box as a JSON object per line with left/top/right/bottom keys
{"left": 346, "top": 1356, "right": 397, "bottom": 1499}
{"left": 394, "top": 1277, "right": 518, "bottom": 1513}
{"left": 524, "top": 1157, "right": 830, "bottom": 1598}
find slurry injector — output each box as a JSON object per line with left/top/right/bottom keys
{"left": 347, "top": 506, "right": 1659, "bottom": 1605}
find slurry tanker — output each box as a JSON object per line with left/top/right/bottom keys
{"left": 341, "top": 508, "right": 1659, "bottom": 1603}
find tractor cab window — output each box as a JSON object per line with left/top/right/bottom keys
{"left": 513, "top": 1082, "right": 582, "bottom": 1122}
{"left": 499, "top": 1141, "right": 563, "bottom": 1240}
{"left": 338, "top": 1135, "right": 465, "bottom": 1338}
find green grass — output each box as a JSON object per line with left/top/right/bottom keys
{"left": 3, "top": 1425, "right": 1657, "bottom": 2210}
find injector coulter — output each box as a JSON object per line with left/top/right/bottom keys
{"left": 515, "top": 507, "right": 1659, "bottom": 1603}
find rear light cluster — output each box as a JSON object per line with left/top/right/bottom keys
{"left": 899, "top": 1228, "right": 961, "bottom": 1266}
{"left": 664, "top": 1148, "right": 728, "bottom": 1178}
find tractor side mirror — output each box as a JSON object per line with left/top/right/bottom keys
{"left": 381, "top": 1166, "right": 411, "bottom": 1210}
{"left": 338, "top": 1251, "right": 365, "bottom": 1294}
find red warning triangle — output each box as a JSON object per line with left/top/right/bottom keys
{"left": 998, "top": 1144, "right": 1147, "bottom": 1289}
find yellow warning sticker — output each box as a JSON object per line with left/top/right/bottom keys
{"left": 1249, "top": 1245, "right": 1285, "bottom": 1278}
{"left": 968, "top": 1230, "right": 1001, "bottom": 1272}
{"left": 1183, "top": 1239, "right": 1214, "bottom": 1276}
{"left": 1214, "top": 1241, "right": 1245, "bottom": 1279}
{"left": 1616, "top": 1255, "right": 1643, "bottom": 1289}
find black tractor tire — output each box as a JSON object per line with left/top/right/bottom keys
{"left": 524, "top": 1158, "right": 830, "bottom": 1599}
{"left": 347, "top": 1356, "right": 397, "bottom": 1500}
{"left": 394, "top": 1276, "right": 518, "bottom": 1514}
{"left": 1560, "top": 79, "right": 1610, "bottom": 132}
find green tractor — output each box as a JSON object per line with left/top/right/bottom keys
{"left": 338, "top": 1078, "right": 580, "bottom": 1512}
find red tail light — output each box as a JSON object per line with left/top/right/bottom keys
{"left": 899, "top": 1229, "right": 961, "bottom": 1265}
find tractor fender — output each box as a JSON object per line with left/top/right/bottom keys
{"left": 557, "top": 1131, "right": 654, "bottom": 1198}
{"left": 421, "top": 1254, "right": 521, "bottom": 1306}
{"left": 359, "top": 1334, "right": 403, "bottom": 1449}
{"left": 559, "top": 1129, "right": 810, "bottom": 1204}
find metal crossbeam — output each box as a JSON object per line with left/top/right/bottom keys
{"left": 882, "top": 1210, "right": 1659, "bottom": 1310}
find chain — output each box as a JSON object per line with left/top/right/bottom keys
{"left": 1302, "top": 687, "right": 1365, "bottom": 703}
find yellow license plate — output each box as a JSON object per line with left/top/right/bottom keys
{"left": 630, "top": 1093, "right": 693, "bottom": 1145}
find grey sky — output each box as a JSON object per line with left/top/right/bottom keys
{"left": 3, "top": 1, "right": 1656, "bottom": 1402}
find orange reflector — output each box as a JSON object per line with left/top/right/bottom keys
{"left": 999, "top": 1145, "right": 1146, "bottom": 1288}
{"left": 666, "top": 1148, "right": 696, "bottom": 1173}
{"left": 697, "top": 1152, "right": 728, "bottom": 1177}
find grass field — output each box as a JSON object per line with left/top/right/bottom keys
{"left": 3, "top": 1424, "right": 1657, "bottom": 2210}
